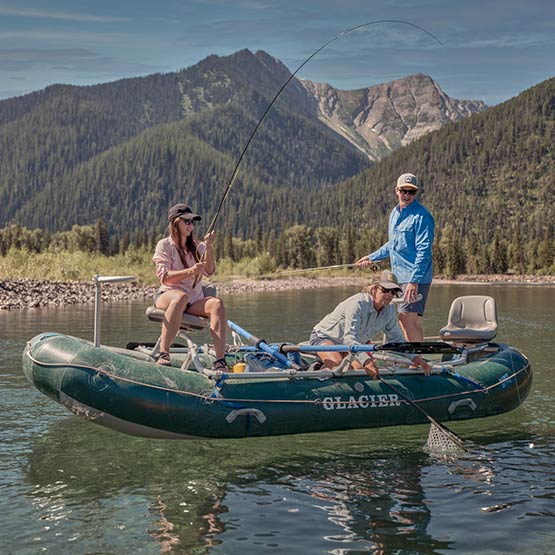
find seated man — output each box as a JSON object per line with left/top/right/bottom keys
{"left": 309, "top": 271, "right": 431, "bottom": 378}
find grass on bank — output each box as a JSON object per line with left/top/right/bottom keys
{"left": 0, "top": 248, "right": 366, "bottom": 283}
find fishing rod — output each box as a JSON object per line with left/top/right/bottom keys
{"left": 258, "top": 262, "right": 359, "bottom": 278}
{"left": 194, "top": 21, "right": 442, "bottom": 285}
{"left": 205, "top": 20, "right": 443, "bottom": 235}
{"left": 257, "top": 261, "right": 381, "bottom": 278}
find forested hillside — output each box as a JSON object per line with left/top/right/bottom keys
{"left": 0, "top": 49, "right": 369, "bottom": 233}
{"left": 316, "top": 77, "right": 555, "bottom": 274}
{"left": 1, "top": 50, "right": 554, "bottom": 275}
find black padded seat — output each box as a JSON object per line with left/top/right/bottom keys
{"left": 439, "top": 295, "right": 497, "bottom": 343}
{"left": 146, "top": 306, "right": 209, "bottom": 331}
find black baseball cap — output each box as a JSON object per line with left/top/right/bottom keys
{"left": 168, "top": 204, "right": 202, "bottom": 222}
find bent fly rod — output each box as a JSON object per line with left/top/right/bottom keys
{"left": 205, "top": 20, "right": 443, "bottom": 235}
{"left": 194, "top": 21, "right": 442, "bottom": 285}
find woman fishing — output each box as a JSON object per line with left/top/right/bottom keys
{"left": 152, "top": 203, "right": 227, "bottom": 369}
{"left": 309, "top": 270, "right": 431, "bottom": 378}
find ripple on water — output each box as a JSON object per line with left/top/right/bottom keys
{"left": 1, "top": 289, "right": 555, "bottom": 554}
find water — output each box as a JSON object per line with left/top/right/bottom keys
{"left": 1, "top": 283, "right": 554, "bottom": 554}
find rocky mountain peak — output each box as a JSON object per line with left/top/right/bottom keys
{"left": 301, "top": 73, "right": 487, "bottom": 160}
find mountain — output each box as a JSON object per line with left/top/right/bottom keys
{"left": 296, "top": 76, "right": 555, "bottom": 274}
{"left": 0, "top": 49, "right": 484, "bottom": 237}
{"left": 301, "top": 73, "right": 486, "bottom": 161}
{"left": 0, "top": 49, "right": 369, "bottom": 234}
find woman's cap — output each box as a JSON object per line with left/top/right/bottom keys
{"left": 376, "top": 270, "right": 402, "bottom": 292}
{"left": 396, "top": 173, "right": 419, "bottom": 189}
{"left": 168, "top": 204, "right": 201, "bottom": 222}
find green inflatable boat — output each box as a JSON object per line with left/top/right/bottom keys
{"left": 22, "top": 285, "right": 532, "bottom": 440}
{"left": 22, "top": 331, "right": 531, "bottom": 440}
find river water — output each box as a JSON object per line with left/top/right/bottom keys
{"left": 1, "top": 283, "right": 554, "bottom": 555}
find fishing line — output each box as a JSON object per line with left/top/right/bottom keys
{"left": 259, "top": 262, "right": 359, "bottom": 277}
{"left": 206, "top": 19, "right": 443, "bottom": 235}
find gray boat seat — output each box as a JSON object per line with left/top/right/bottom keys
{"left": 439, "top": 295, "right": 498, "bottom": 343}
{"left": 146, "top": 284, "right": 216, "bottom": 332}
{"left": 146, "top": 306, "right": 209, "bottom": 331}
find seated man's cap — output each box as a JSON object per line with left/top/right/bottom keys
{"left": 376, "top": 270, "right": 403, "bottom": 294}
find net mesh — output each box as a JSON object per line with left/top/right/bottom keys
{"left": 425, "top": 423, "right": 465, "bottom": 453}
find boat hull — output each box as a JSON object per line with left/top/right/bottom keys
{"left": 22, "top": 333, "right": 532, "bottom": 439}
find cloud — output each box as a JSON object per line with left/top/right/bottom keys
{"left": 0, "top": 5, "right": 129, "bottom": 23}
{"left": 0, "top": 30, "right": 115, "bottom": 41}
{"left": 0, "top": 48, "right": 157, "bottom": 74}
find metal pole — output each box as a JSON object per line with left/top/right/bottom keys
{"left": 92, "top": 275, "right": 136, "bottom": 347}
{"left": 93, "top": 275, "right": 102, "bottom": 347}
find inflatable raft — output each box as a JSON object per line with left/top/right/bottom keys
{"left": 22, "top": 330, "right": 531, "bottom": 440}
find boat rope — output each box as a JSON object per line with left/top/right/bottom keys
{"left": 24, "top": 348, "right": 528, "bottom": 408}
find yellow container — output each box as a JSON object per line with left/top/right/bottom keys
{"left": 232, "top": 362, "right": 246, "bottom": 373}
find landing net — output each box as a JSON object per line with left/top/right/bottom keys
{"left": 425, "top": 422, "right": 466, "bottom": 453}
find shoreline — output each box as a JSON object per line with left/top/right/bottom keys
{"left": 1, "top": 274, "right": 554, "bottom": 311}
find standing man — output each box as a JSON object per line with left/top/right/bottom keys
{"left": 356, "top": 173, "right": 435, "bottom": 341}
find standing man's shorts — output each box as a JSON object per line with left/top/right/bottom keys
{"left": 397, "top": 283, "right": 431, "bottom": 316}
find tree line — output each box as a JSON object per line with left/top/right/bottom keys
{"left": 1, "top": 60, "right": 555, "bottom": 277}
{"left": 2, "top": 220, "right": 553, "bottom": 277}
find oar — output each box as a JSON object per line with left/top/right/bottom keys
{"left": 227, "top": 320, "right": 301, "bottom": 370}
{"left": 377, "top": 376, "right": 466, "bottom": 451}
{"left": 278, "top": 341, "right": 460, "bottom": 356}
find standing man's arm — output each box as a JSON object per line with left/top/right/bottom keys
{"left": 404, "top": 212, "right": 435, "bottom": 302}
{"left": 356, "top": 242, "right": 390, "bottom": 267}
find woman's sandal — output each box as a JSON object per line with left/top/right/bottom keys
{"left": 156, "top": 351, "right": 172, "bottom": 366}
{"left": 212, "top": 358, "right": 229, "bottom": 371}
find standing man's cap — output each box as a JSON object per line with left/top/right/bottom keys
{"left": 168, "top": 204, "right": 202, "bottom": 222}
{"left": 376, "top": 270, "right": 403, "bottom": 293}
{"left": 396, "top": 173, "right": 419, "bottom": 189}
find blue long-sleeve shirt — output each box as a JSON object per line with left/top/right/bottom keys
{"left": 369, "top": 200, "right": 434, "bottom": 284}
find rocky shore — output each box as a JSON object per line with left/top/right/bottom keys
{"left": 0, "top": 276, "right": 366, "bottom": 310}
{"left": 1, "top": 274, "right": 554, "bottom": 311}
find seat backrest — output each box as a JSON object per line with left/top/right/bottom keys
{"left": 440, "top": 295, "right": 498, "bottom": 342}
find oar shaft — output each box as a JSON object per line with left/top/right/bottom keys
{"left": 279, "top": 344, "right": 377, "bottom": 354}
{"left": 278, "top": 341, "right": 459, "bottom": 355}
{"left": 227, "top": 320, "right": 298, "bottom": 369}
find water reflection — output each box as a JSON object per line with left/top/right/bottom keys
{"left": 5, "top": 284, "right": 555, "bottom": 554}
{"left": 24, "top": 415, "right": 539, "bottom": 554}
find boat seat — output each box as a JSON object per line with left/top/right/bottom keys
{"left": 439, "top": 295, "right": 498, "bottom": 343}
{"left": 145, "top": 284, "right": 216, "bottom": 333}
{"left": 146, "top": 306, "right": 209, "bottom": 331}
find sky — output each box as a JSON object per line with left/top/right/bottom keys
{"left": 0, "top": 0, "right": 554, "bottom": 105}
